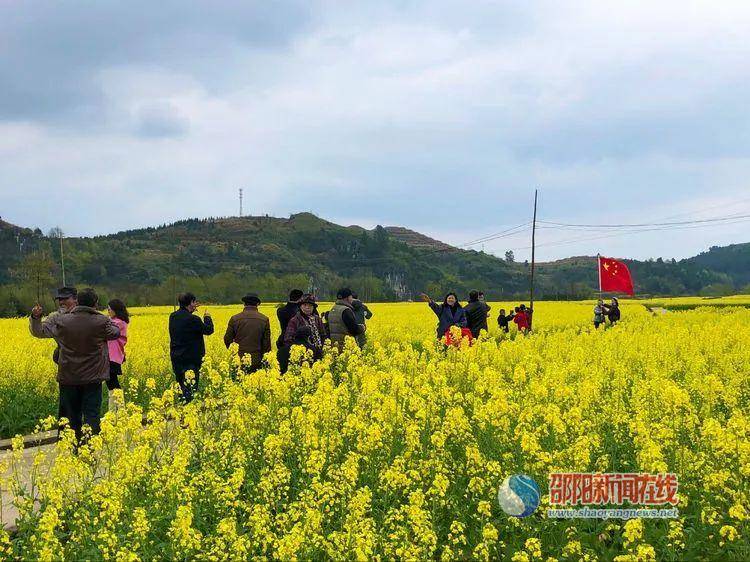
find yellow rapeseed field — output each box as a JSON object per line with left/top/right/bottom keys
{"left": 0, "top": 301, "right": 648, "bottom": 438}
{"left": 0, "top": 300, "right": 748, "bottom": 560}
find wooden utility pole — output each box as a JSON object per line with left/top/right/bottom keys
{"left": 59, "top": 229, "right": 66, "bottom": 286}
{"left": 529, "top": 189, "right": 538, "bottom": 330}
{"left": 172, "top": 273, "right": 177, "bottom": 312}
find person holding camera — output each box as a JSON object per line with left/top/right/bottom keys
{"left": 169, "top": 292, "right": 214, "bottom": 402}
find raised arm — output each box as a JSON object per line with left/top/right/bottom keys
{"left": 421, "top": 293, "right": 442, "bottom": 317}
{"left": 29, "top": 316, "right": 57, "bottom": 339}
{"left": 29, "top": 307, "right": 58, "bottom": 339}
{"left": 192, "top": 313, "right": 214, "bottom": 336}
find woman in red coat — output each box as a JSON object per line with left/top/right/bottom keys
{"left": 513, "top": 304, "right": 532, "bottom": 334}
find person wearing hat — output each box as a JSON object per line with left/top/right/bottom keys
{"left": 276, "top": 289, "right": 303, "bottom": 374}
{"left": 283, "top": 294, "right": 327, "bottom": 365}
{"left": 52, "top": 286, "right": 78, "bottom": 312}
{"left": 223, "top": 293, "right": 272, "bottom": 374}
{"left": 29, "top": 287, "right": 78, "bottom": 364}
{"left": 326, "top": 288, "right": 366, "bottom": 351}
{"left": 30, "top": 288, "right": 120, "bottom": 443}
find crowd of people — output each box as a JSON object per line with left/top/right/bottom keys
{"left": 421, "top": 291, "right": 535, "bottom": 340}
{"left": 28, "top": 286, "right": 373, "bottom": 443}
{"left": 28, "top": 285, "right": 623, "bottom": 444}
{"left": 30, "top": 287, "right": 129, "bottom": 442}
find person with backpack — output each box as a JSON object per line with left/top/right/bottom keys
{"left": 464, "top": 290, "right": 491, "bottom": 338}
{"left": 326, "top": 288, "right": 366, "bottom": 351}
{"left": 169, "top": 292, "right": 214, "bottom": 402}
{"left": 421, "top": 292, "right": 468, "bottom": 340}
{"left": 106, "top": 298, "right": 130, "bottom": 411}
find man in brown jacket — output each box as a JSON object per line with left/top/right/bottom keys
{"left": 223, "top": 293, "right": 272, "bottom": 374}
{"left": 30, "top": 287, "right": 120, "bottom": 441}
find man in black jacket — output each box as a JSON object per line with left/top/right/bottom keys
{"left": 276, "top": 289, "right": 303, "bottom": 374}
{"left": 464, "top": 290, "right": 491, "bottom": 338}
{"left": 351, "top": 292, "right": 373, "bottom": 348}
{"left": 169, "top": 292, "right": 214, "bottom": 402}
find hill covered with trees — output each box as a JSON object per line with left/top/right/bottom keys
{"left": 0, "top": 213, "right": 747, "bottom": 315}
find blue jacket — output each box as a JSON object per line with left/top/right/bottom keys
{"left": 429, "top": 301, "right": 467, "bottom": 338}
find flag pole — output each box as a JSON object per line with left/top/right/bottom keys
{"left": 597, "top": 253, "right": 602, "bottom": 299}
{"left": 529, "top": 189, "right": 538, "bottom": 330}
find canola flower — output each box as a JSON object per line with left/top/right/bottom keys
{"left": 0, "top": 302, "right": 748, "bottom": 560}
{"left": 0, "top": 301, "right": 647, "bottom": 438}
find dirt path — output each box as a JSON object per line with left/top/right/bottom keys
{"left": 0, "top": 443, "right": 56, "bottom": 532}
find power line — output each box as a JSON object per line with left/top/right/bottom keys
{"left": 658, "top": 195, "right": 750, "bottom": 222}
{"left": 511, "top": 216, "right": 750, "bottom": 253}
{"left": 456, "top": 222, "right": 531, "bottom": 248}
{"left": 538, "top": 211, "right": 750, "bottom": 229}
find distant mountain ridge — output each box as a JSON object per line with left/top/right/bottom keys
{"left": 0, "top": 212, "right": 748, "bottom": 315}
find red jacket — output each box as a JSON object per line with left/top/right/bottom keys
{"left": 513, "top": 311, "right": 529, "bottom": 330}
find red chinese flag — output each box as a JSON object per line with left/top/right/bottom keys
{"left": 598, "top": 255, "right": 634, "bottom": 295}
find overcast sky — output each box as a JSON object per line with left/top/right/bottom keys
{"left": 2, "top": 1, "right": 750, "bottom": 261}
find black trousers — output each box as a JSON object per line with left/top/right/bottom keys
{"left": 106, "top": 361, "right": 122, "bottom": 390}
{"left": 59, "top": 382, "right": 103, "bottom": 442}
{"left": 172, "top": 360, "right": 202, "bottom": 403}
{"left": 277, "top": 346, "right": 291, "bottom": 374}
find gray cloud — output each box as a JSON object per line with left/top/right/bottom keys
{"left": 0, "top": 1, "right": 312, "bottom": 124}
{"left": 1, "top": 1, "right": 750, "bottom": 261}
{"left": 134, "top": 102, "right": 190, "bottom": 139}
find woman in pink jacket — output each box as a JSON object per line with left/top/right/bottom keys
{"left": 106, "top": 299, "right": 129, "bottom": 409}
